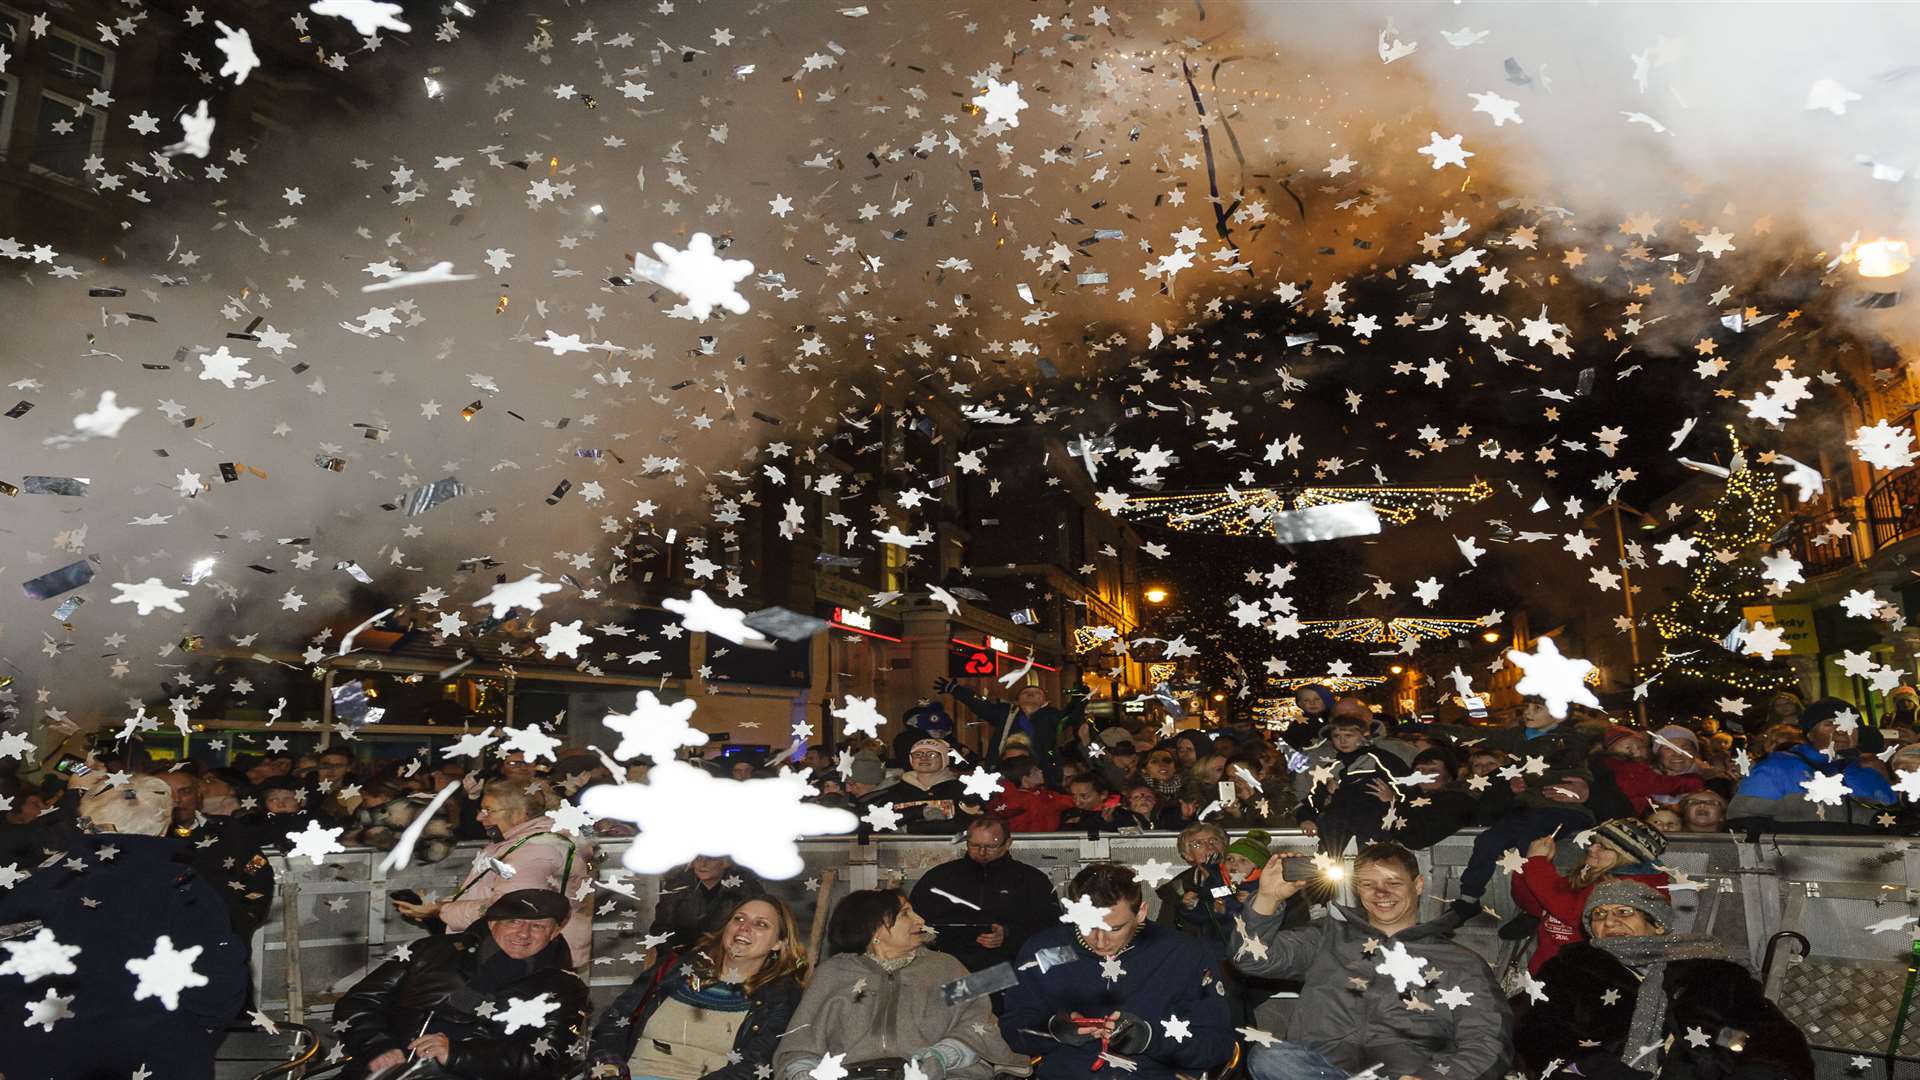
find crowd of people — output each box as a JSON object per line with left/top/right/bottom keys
{"left": 0, "top": 676, "right": 1881, "bottom": 1077}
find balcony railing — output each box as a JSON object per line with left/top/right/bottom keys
{"left": 1792, "top": 505, "right": 1860, "bottom": 577}
{"left": 1866, "top": 467, "right": 1920, "bottom": 551}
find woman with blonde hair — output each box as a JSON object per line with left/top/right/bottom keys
{"left": 588, "top": 894, "right": 808, "bottom": 1080}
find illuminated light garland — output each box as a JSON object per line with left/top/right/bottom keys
{"left": 1301, "top": 617, "right": 1486, "bottom": 643}
{"left": 1123, "top": 480, "right": 1493, "bottom": 537}
{"left": 1268, "top": 675, "right": 1391, "bottom": 693}
{"left": 1072, "top": 626, "right": 1115, "bottom": 653}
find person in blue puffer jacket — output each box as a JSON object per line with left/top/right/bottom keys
{"left": 1728, "top": 697, "right": 1896, "bottom": 835}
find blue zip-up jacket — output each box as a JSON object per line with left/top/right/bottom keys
{"left": 1000, "top": 920, "right": 1234, "bottom": 1080}
{"left": 1728, "top": 741, "right": 1895, "bottom": 830}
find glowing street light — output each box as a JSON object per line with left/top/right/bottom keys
{"left": 1854, "top": 238, "right": 1912, "bottom": 279}
{"left": 1144, "top": 586, "right": 1170, "bottom": 604}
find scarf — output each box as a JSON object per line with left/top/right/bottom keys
{"left": 1595, "top": 933, "right": 1747, "bottom": 1070}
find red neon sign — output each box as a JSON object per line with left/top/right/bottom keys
{"left": 830, "top": 607, "right": 902, "bottom": 642}
{"left": 950, "top": 638, "right": 1059, "bottom": 673}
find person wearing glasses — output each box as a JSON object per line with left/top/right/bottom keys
{"left": 867, "top": 737, "right": 985, "bottom": 835}
{"left": 908, "top": 816, "right": 1062, "bottom": 980}
{"left": 392, "top": 779, "right": 596, "bottom": 967}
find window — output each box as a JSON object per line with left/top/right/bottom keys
{"left": 29, "top": 91, "right": 102, "bottom": 178}
{"left": 0, "top": 76, "right": 14, "bottom": 158}
{"left": 0, "top": 3, "right": 20, "bottom": 48}
{"left": 45, "top": 30, "right": 111, "bottom": 90}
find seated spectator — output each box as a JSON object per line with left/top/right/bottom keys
{"left": 1591, "top": 724, "right": 1706, "bottom": 815}
{"left": 251, "top": 776, "right": 315, "bottom": 845}
{"left": 1466, "top": 746, "right": 1511, "bottom": 783}
{"left": 336, "top": 889, "right": 588, "bottom": 1078}
{"left": 392, "top": 778, "right": 596, "bottom": 966}
{"left": 1678, "top": 788, "right": 1728, "bottom": 834}
{"left": 1644, "top": 805, "right": 1683, "bottom": 833}
{"left": 1513, "top": 817, "right": 1671, "bottom": 972}
{"left": 1392, "top": 747, "right": 1478, "bottom": 848}
{"left": 1450, "top": 766, "right": 1597, "bottom": 924}
{"left": 1002, "top": 863, "right": 1235, "bottom": 1080}
{"left": 892, "top": 701, "right": 958, "bottom": 767}
{"left": 588, "top": 896, "right": 806, "bottom": 1079}
{"left": 648, "top": 855, "right": 768, "bottom": 948}
{"left": 1729, "top": 698, "right": 1896, "bottom": 834}
{"left": 1516, "top": 880, "right": 1813, "bottom": 1080}
{"left": 1122, "top": 781, "right": 1188, "bottom": 830}
{"left": 1138, "top": 744, "right": 1186, "bottom": 807}
{"left": 776, "top": 890, "right": 1023, "bottom": 1080}
{"left": 1057, "top": 775, "right": 1150, "bottom": 835}
{"left": 1214, "top": 758, "right": 1297, "bottom": 829}
{"left": 1157, "top": 822, "right": 1234, "bottom": 946}
{"left": 348, "top": 780, "right": 458, "bottom": 864}
{"left": 869, "top": 738, "right": 983, "bottom": 835}
{"left": 910, "top": 816, "right": 1061, "bottom": 975}
{"left": 1296, "top": 707, "right": 1409, "bottom": 854}
{"left": 0, "top": 774, "right": 248, "bottom": 1079}
{"left": 1230, "top": 842, "right": 1512, "bottom": 1080}
{"left": 1475, "top": 695, "right": 1593, "bottom": 773}
{"left": 988, "top": 756, "right": 1073, "bottom": 832}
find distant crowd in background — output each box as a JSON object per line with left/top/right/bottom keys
{"left": 0, "top": 676, "right": 1893, "bottom": 1077}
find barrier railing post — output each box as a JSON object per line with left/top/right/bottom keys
{"left": 282, "top": 871, "right": 305, "bottom": 1025}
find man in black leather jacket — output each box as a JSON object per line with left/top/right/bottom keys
{"left": 334, "top": 889, "right": 589, "bottom": 1078}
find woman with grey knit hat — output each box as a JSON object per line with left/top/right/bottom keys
{"left": 1514, "top": 879, "right": 1812, "bottom": 1079}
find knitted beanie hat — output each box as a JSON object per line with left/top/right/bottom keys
{"left": 1593, "top": 815, "right": 1667, "bottom": 866}
{"left": 1224, "top": 828, "right": 1272, "bottom": 867}
{"left": 1583, "top": 878, "right": 1674, "bottom": 935}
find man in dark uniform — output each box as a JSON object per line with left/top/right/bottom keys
{"left": 161, "top": 768, "right": 275, "bottom": 935}
{"left": 910, "top": 815, "right": 1061, "bottom": 976}
{"left": 0, "top": 774, "right": 248, "bottom": 1078}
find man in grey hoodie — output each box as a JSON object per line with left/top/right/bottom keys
{"left": 1228, "top": 842, "right": 1513, "bottom": 1080}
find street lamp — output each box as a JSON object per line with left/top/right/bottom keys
{"left": 1144, "top": 586, "right": 1170, "bottom": 604}
{"left": 1481, "top": 630, "right": 1502, "bottom": 644}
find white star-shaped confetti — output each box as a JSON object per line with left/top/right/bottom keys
{"left": 126, "top": 935, "right": 208, "bottom": 1011}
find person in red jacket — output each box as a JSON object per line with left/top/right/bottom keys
{"left": 1591, "top": 725, "right": 1705, "bottom": 814}
{"left": 1512, "top": 816, "right": 1670, "bottom": 971}
{"left": 988, "top": 756, "right": 1073, "bottom": 832}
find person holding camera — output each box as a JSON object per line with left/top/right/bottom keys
{"left": 1229, "top": 842, "right": 1513, "bottom": 1080}
{"left": 933, "top": 674, "right": 1089, "bottom": 777}
{"left": 1000, "top": 863, "right": 1234, "bottom": 1080}
{"left": 775, "top": 890, "right": 1024, "bottom": 1080}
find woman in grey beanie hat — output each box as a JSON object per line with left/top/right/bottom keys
{"left": 1511, "top": 880, "right": 1812, "bottom": 1079}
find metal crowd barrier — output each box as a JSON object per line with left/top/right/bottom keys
{"left": 256, "top": 830, "right": 1920, "bottom": 1079}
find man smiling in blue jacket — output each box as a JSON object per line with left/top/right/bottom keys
{"left": 1000, "top": 863, "right": 1234, "bottom": 1080}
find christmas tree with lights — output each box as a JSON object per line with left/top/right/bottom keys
{"left": 1645, "top": 435, "right": 1797, "bottom": 710}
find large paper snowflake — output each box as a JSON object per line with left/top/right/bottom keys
{"left": 1851, "top": 420, "right": 1920, "bottom": 471}
{"left": 285, "top": 819, "right": 347, "bottom": 864}
{"left": 213, "top": 20, "right": 260, "bottom": 84}
{"left": 471, "top": 574, "right": 564, "bottom": 619}
{"left": 972, "top": 78, "right": 1029, "bottom": 127}
{"left": 495, "top": 992, "right": 559, "bottom": 1034}
{"left": 536, "top": 619, "right": 593, "bottom": 659}
{"left": 110, "top": 578, "right": 190, "bottom": 616}
{"left": 309, "top": 0, "right": 410, "bottom": 35}
{"left": 602, "top": 691, "right": 705, "bottom": 762}
{"left": 1506, "top": 636, "right": 1599, "bottom": 719}
{"left": 662, "top": 589, "right": 769, "bottom": 645}
{"left": 630, "top": 233, "right": 753, "bottom": 321}
{"left": 500, "top": 724, "right": 563, "bottom": 763}
{"left": 579, "top": 761, "right": 857, "bottom": 879}
{"left": 831, "top": 695, "right": 886, "bottom": 739}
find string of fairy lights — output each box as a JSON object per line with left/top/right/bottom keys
{"left": 1122, "top": 481, "right": 1493, "bottom": 536}
{"left": 1301, "top": 617, "right": 1488, "bottom": 643}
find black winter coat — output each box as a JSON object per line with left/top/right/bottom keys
{"left": 333, "top": 928, "right": 589, "bottom": 1080}
{"left": 909, "top": 853, "right": 1061, "bottom": 972}
{"left": 175, "top": 813, "right": 276, "bottom": 934}
{"left": 648, "top": 865, "right": 768, "bottom": 947}
{"left": 868, "top": 776, "right": 984, "bottom": 835}
{"left": 587, "top": 950, "right": 803, "bottom": 1074}
{"left": 1299, "top": 743, "right": 1409, "bottom": 847}
{"left": 1393, "top": 787, "right": 1479, "bottom": 849}
{"left": 0, "top": 832, "right": 248, "bottom": 1080}
{"left": 1517, "top": 942, "right": 1813, "bottom": 1080}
